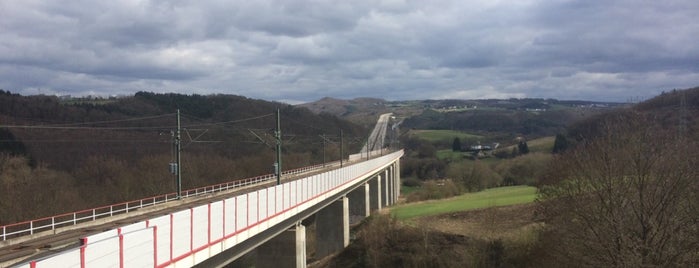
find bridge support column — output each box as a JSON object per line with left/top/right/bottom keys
{"left": 387, "top": 166, "right": 394, "bottom": 205}
{"left": 369, "top": 175, "right": 382, "bottom": 212}
{"left": 256, "top": 224, "right": 306, "bottom": 268}
{"left": 382, "top": 169, "right": 389, "bottom": 207}
{"left": 315, "top": 196, "right": 349, "bottom": 259}
{"left": 395, "top": 161, "right": 401, "bottom": 200}
{"left": 348, "top": 183, "right": 370, "bottom": 224}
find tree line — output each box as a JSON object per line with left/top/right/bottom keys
{"left": 0, "top": 91, "right": 366, "bottom": 224}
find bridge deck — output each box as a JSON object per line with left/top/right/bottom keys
{"left": 0, "top": 160, "right": 351, "bottom": 267}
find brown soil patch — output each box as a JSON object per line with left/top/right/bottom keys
{"left": 313, "top": 203, "right": 543, "bottom": 268}
{"left": 414, "top": 203, "right": 540, "bottom": 240}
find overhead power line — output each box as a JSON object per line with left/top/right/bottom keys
{"left": 0, "top": 113, "right": 275, "bottom": 131}
{"left": 39, "top": 113, "right": 177, "bottom": 126}
{"left": 284, "top": 117, "right": 326, "bottom": 132}
{"left": 0, "top": 125, "right": 174, "bottom": 130}
{"left": 181, "top": 113, "right": 274, "bottom": 128}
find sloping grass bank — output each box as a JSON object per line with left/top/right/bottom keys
{"left": 391, "top": 186, "right": 537, "bottom": 220}
{"left": 409, "top": 129, "right": 482, "bottom": 143}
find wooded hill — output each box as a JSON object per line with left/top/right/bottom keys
{"left": 566, "top": 86, "right": 699, "bottom": 143}
{"left": 0, "top": 91, "right": 366, "bottom": 168}
{"left": 535, "top": 86, "right": 699, "bottom": 266}
{"left": 0, "top": 91, "right": 366, "bottom": 224}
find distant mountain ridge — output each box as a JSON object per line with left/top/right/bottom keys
{"left": 299, "top": 96, "right": 625, "bottom": 128}
{"left": 297, "top": 97, "right": 390, "bottom": 125}
{"left": 298, "top": 97, "right": 386, "bottom": 116}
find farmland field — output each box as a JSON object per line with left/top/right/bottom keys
{"left": 409, "top": 129, "right": 483, "bottom": 143}
{"left": 392, "top": 186, "right": 537, "bottom": 220}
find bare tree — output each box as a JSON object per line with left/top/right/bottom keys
{"left": 538, "top": 112, "right": 699, "bottom": 267}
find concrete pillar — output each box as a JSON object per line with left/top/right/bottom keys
{"left": 385, "top": 167, "right": 392, "bottom": 206}
{"left": 389, "top": 166, "right": 395, "bottom": 205}
{"left": 315, "top": 196, "right": 349, "bottom": 259}
{"left": 382, "top": 169, "right": 389, "bottom": 207}
{"left": 257, "top": 224, "right": 306, "bottom": 268}
{"left": 369, "top": 175, "right": 382, "bottom": 212}
{"left": 396, "top": 161, "right": 401, "bottom": 199}
{"left": 348, "top": 183, "right": 370, "bottom": 224}
{"left": 391, "top": 165, "right": 397, "bottom": 204}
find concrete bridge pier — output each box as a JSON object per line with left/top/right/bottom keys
{"left": 395, "top": 161, "right": 401, "bottom": 201}
{"left": 382, "top": 169, "right": 390, "bottom": 207}
{"left": 390, "top": 164, "right": 397, "bottom": 204}
{"left": 386, "top": 167, "right": 394, "bottom": 205}
{"left": 348, "top": 183, "right": 370, "bottom": 224}
{"left": 315, "top": 196, "right": 349, "bottom": 259}
{"left": 256, "top": 224, "right": 307, "bottom": 268}
{"left": 369, "top": 175, "right": 382, "bottom": 212}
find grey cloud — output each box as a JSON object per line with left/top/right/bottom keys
{"left": 0, "top": 0, "right": 698, "bottom": 103}
{"left": 223, "top": 1, "right": 371, "bottom": 37}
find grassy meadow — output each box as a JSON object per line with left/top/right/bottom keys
{"left": 392, "top": 186, "right": 537, "bottom": 220}
{"left": 409, "top": 129, "right": 483, "bottom": 143}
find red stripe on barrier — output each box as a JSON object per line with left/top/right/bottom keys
{"left": 80, "top": 243, "right": 86, "bottom": 268}
{"left": 153, "top": 226, "right": 158, "bottom": 268}
{"left": 119, "top": 234, "right": 124, "bottom": 268}
{"left": 30, "top": 261, "right": 37, "bottom": 268}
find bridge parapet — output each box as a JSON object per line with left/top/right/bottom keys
{"left": 0, "top": 161, "right": 336, "bottom": 245}
{"left": 10, "top": 150, "right": 403, "bottom": 268}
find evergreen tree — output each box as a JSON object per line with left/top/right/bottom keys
{"left": 452, "top": 137, "right": 462, "bottom": 152}
{"left": 518, "top": 141, "right": 529, "bottom": 154}
{"left": 552, "top": 133, "right": 569, "bottom": 154}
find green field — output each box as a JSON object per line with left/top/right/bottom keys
{"left": 410, "top": 129, "right": 483, "bottom": 143}
{"left": 498, "top": 136, "right": 555, "bottom": 154}
{"left": 392, "top": 186, "right": 537, "bottom": 220}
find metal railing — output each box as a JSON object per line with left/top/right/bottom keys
{"left": 0, "top": 161, "right": 332, "bottom": 242}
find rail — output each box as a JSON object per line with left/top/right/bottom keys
{"left": 0, "top": 161, "right": 332, "bottom": 242}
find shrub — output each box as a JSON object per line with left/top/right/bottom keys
{"left": 402, "top": 177, "right": 422, "bottom": 187}
{"left": 406, "top": 179, "right": 462, "bottom": 202}
{"left": 495, "top": 153, "right": 551, "bottom": 186}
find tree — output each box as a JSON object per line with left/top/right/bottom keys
{"left": 537, "top": 113, "right": 699, "bottom": 267}
{"left": 517, "top": 141, "right": 529, "bottom": 155}
{"left": 552, "top": 133, "right": 568, "bottom": 154}
{"left": 452, "top": 137, "right": 462, "bottom": 152}
{"left": 448, "top": 160, "right": 502, "bottom": 192}
{"left": 417, "top": 142, "right": 437, "bottom": 158}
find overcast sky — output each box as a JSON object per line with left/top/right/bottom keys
{"left": 1, "top": 0, "right": 698, "bottom": 104}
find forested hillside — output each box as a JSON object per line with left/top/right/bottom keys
{"left": 0, "top": 91, "right": 366, "bottom": 224}
{"left": 536, "top": 87, "right": 699, "bottom": 266}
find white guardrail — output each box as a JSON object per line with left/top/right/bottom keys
{"left": 11, "top": 150, "right": 403, "bottom": 268}
{"left": 0, "top": 161, "right": 337, "bottom": 242}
